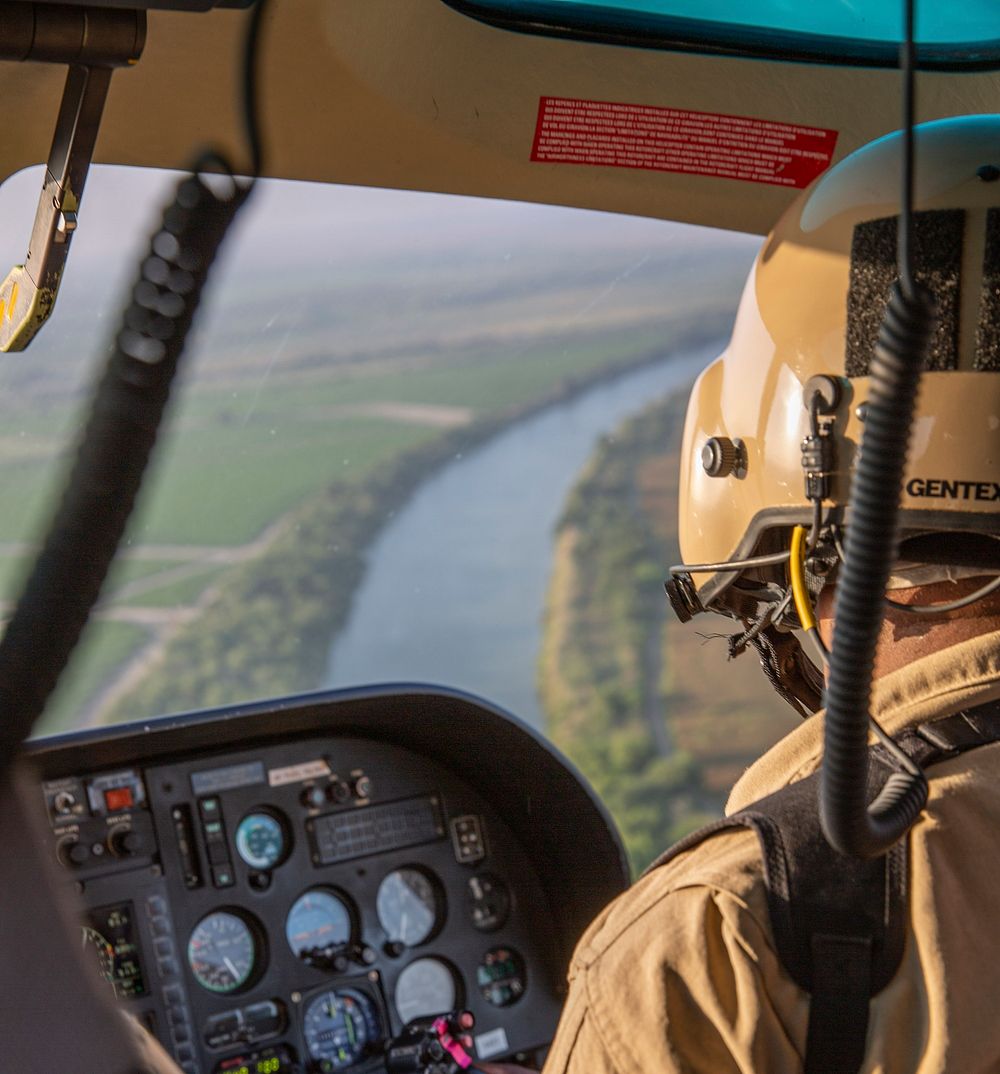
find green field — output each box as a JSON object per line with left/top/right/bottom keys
{"left": 1, "top": 189, "right": 755, "bottom": 735}
{"left": 43, "top": 621, "right": 152, "bottom": 734}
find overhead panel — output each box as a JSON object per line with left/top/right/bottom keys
{"left": 0, "top": 0, "right": 999, "bottom": 235}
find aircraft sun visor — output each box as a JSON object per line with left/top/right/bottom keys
{"left": 445, "top": 0, "right": 1000, "bottom": 69}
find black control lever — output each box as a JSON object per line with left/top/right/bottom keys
{"left": 0, "top": 6, "right": 146, "bottom": 352}
{"left": 384, "top": 1010, "right": 480, "bottom": 1074}
{"left": 299, "top": 941, "right": 377, "bottom": 974}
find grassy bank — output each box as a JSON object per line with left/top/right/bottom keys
{"left": 538, "top": 388, "right": 790, "bottom": 873}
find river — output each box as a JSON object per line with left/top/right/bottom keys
{"left": 324, "top": 344, "right": 718, "bottom": 731}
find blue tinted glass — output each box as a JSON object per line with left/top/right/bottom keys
{"left": 449, "top": 0, "right": 1000, "bottom": 65}
{"left": 504, "top": 0, "right": 1000, "bottom": 44}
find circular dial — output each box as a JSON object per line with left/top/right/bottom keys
{"left": 393, "top": 957, "right": 458, "bottom": 1025}
{"left": 235, "top": 811, "right": 288, "bottom": 871}
{"left": 187, "top": 911, "right": 260, "bottom": 994}
{"left": 376, "top": 867, "right": 442, "bottom": 947}
{"left": 301, "top": 988, "right": 380, "bottom": 1071}
{"left": 81, "top": 925, "right": 116, "bottom": 983}
{"left": 286, "top": 889, "right": 353, "bottom": 964}
{"left": 466, "top": 873, "right": 510, "bottom": 932}
{"left": 477, "top": 947, "right": 526, "bottom": 1008}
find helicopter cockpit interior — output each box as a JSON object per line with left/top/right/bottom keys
{"left": 2, "top": 2, "right": 1000, "bottom": 1073}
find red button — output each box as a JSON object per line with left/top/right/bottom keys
{"left": 104, "top": 787, "right": 134, "bottom": 811}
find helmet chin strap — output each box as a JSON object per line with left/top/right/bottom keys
{"left": 745, "top": 626, "right": 825, "bottom": 719}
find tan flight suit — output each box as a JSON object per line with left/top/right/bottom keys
{"left": 542, "top": 628, "right": 1000, "bottom": 1074}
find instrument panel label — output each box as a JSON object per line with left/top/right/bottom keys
{"left": 475, "top": 1027, "right": 509, "bottom": 1060}
{"left": 531, "top": 96, "right": 838, "bottom": 188}
{"left": 268, "top": 758, "right": 331, "bottom": 787}
{"left": 191, "top": 761, "right": 266, "bottom": 795}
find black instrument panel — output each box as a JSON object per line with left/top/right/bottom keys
{"left": 28, "top": 686, "right": 629, "bottom": 1074}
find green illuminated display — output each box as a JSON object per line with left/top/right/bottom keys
{"left": 216, "top": 1048, "right": 290, "bottom": 1074}
{"left": 227, "top": 1061, "right": 281, "bottom": 1074}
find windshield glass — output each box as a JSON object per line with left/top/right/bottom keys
{"left": 1, "top": 165, "right": 785, "bottom": 869}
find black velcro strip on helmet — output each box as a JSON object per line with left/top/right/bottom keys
{"left": 846, "top": 210, "right": 964, "bottom": 377}
{"left": 975, "top": 208, "right": 1000, "bottom": 371}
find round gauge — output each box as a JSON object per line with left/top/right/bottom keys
{"left": 187, "top": 910, "right": 260, "bottom": 994}
{"left": 376, "top": 867, "right": 443, "bottom": 947}
{"left": 286, "top": 889, "right": 353, "bottom": 964}
{"left": 477, "top": 947, "right": 526, "bottom": 1008}
{"left": 81, "top": 925, "right": 115, "bottom": 983}
{"left": 235, "top": 810, "right": 288, "bottom": 871}
{"left": 466, "top": 874, "right": 510, "bottom": 932}
{"left": 301, "top": 988, "right": 380, "bottom": 1071}
{"left": 393, "top": 957, "right": 459, "bottom": 1025}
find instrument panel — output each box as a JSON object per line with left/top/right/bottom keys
{"left": 27, "top": 687, "right": 629, "bottom": 1074}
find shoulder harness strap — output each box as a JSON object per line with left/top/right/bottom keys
{"left": 644, "top": 699, "right": 1000, "bottom": 1074}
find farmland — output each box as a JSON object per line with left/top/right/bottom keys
{"left": 0, "top": 167, "right": 758, "bottom": 736}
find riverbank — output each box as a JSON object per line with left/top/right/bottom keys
{"left": 105, "top": 314, "right": 734, "bottom": 725}
{"left": 538, "top": 387, "right": 789, "bottom": 872}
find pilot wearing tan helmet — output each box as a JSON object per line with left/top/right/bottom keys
{"left": 484, "top": 114, "right": 1000, "bottom": 1074}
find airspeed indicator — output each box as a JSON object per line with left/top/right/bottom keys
{"left": 187, "top": 910, "right": 260, "bottom": 994}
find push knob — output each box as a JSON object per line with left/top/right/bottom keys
{"left": 301, "top": 785, "right": 327, "bottom": 810}
{"left": 702, "top": 436, "right": 747, "bottom": 479}
{"left": 327, "top": 781, "right": 351, "bottom": 805}
{"left": 109, "top": 827, "right": 144, "bottom": 857}
{"left": 58, "top": 838, "right": 90, "bottom": 868}
{"left": 702, "top": 436, "right": 738, "bottom": 478}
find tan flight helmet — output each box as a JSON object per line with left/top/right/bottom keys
{"left": 670, "top": 115, "right": 1000, "bottom": 687}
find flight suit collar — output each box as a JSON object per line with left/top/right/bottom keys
{"left": 726, "top": 628, "right": 1000, "bottom": 815}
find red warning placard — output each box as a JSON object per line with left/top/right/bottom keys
{"left": 530, "top": 96, "right": 838, "bottom": 189}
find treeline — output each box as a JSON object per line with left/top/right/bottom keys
{"left": 111, "top": 433, "right": 463, "bottom": 720}
{"left": 539, "top": 391, "right": 703, "bottom": 872}
{"left": 539, "top": 388, "right": 786, "bottom": 874}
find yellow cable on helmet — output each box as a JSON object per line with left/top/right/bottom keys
{"left": 789, "top": 525, "right": 817, "bottom": 632}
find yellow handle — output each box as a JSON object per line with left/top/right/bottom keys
{"left": 789, "top": 525, "right": 817, "bottom": 632}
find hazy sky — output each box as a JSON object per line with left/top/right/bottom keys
{"left": 0, "top": 164, "right": 756, "bottom": 276}
{"left": 0, "top": 165, "right": 759, "bottom": 401}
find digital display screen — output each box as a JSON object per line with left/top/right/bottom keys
{"left": 215, "top": 1045, "right": 297, "bottom": 1074}
{"left": 310, "top": 796, "right": 444, "bottom": 865}
{"left": 83, "top": 902, "right": 147, "bottom": 999}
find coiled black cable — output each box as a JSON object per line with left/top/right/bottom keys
{"left": 0, "top": 0, "right": 269, "bottom": 772}
{"left": 820, "top": 281, "right": 934, "bottom": 858}
{"left": 819, "top": 0, "right": 935, "bottom": 860}
{"left": 0, "top": 165, "right": 251, "bottom": 775}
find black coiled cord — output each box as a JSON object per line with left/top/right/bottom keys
{"left": 820, "top": 281, "right": 933, "bottom": 858}
{"left": 0, "top": 165, "right": 251, "bottom": 775}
